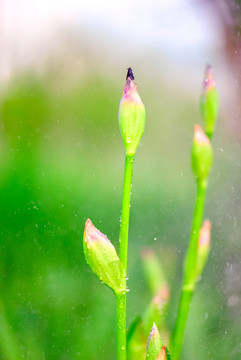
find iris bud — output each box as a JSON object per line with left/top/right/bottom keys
{"left": 83, "top": 219, "right": 125, "bottom": 295}
{"left": 200, "top": 65, "right": 218, "bottom": 139}
{"left": 196, "top": 220, "right": 211, "bottom": 279}
{"left": 146, "top": 323, "right": 163, "bottom": 360}
{"left": 119, "top": 68, "right": 146, "bottom": 155}
{"left": 156, "top": 346, "right": 171, "bottom": 360}
{"left": 192, "top": 125, "right": 213, "bottom": 185}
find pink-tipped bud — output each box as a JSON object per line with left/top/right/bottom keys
{"left": 83, "top": 219, "right": 125, "bottom": 294}
{"left": 193, "top": 125, "right": 210, "bottom": 145}
{"left": 148, "top": 323, "right": 159, "bottom": 341}
{"left": 146, "top": 323, "right": 163, "bottom": 360}
{"left": 192, "top": 125, "right": 213, "bottom": 185}
{"left": 123, "top": 68, "right": 143, "bottom": 105}
{"left": 156, "top": 346, "right": 167, "bottom": 360}
{"left": 203, "top": 65, "right": 216, "bottom": 92}
{"left": 196, "top": 220, "right": 211, "bottom": 279}
{"left": 153, "top": 287, "right": 170, "bottom": 307}
{"left": 198, "top": 220, "right": 211, "bottom": 248}
{"left": 200, "top": 65, "right": 219, "bottom": 139}
{"left": 119, "top": 68, "right": 146, "bottom": 155}
{"left": 84, "top": 219, "right": 110, "bottom": 244}
{"left": 156, "top": 346, "right": 171, "bottom": 360}
{"left": 142, "top": 286, "right": 170, "bottom": 337}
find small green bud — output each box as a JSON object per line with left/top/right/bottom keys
{"left": 83, "top": 219, "right": 125, "bottom": 295}
{"left": 192, "top": 125, "right": 213, "bottom": 184}
{"left": 146, "top": 323, "right": 163, "bottom": 360}
{"left": 196, "top": 220, "right": 211, "bottom": 279}
{"left": 119, "top": 68, "right": 146, "bottom": 155}
{"left": 200, "top": 65, "right": 219, "bottom": 139}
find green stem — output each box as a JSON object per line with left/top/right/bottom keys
{"left": 116, "top": 153, "right": 134, "bottom": 360}
{"left": 116, "top": 291, "right": 127, "bottom": 360}
{"left": 171, "top": 180, "right": 207, "bottom": 360}
{"left": 119, "top": 154, "right": 134, "bottom": 269}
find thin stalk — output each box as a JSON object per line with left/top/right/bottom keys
{"left": 119, "top": 154, "right": 134, "bottom": 269}
{"left": 171, "top": 180, "right": 207, "bottom": 360}
{"left": 116, "top": 290, "right": 127, "bottom": 360}
{"left": 116, "top": 153, "right": 134, "bottom": 360}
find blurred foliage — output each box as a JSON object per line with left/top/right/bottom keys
{"left": 0, "top": 64, "right": 240, "bottom": 360}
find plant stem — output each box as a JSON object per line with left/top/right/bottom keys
{"left": 170, "top": 180, "right": 207, "bottom": 360}
{"left": 116, "top": 153, "right": 134, "bottom": 360}
{"left": 119, "top": 154, "right": 134, "bottom": 269}
{"left": 116, "top": 290, "right": 127, "bottom": 360}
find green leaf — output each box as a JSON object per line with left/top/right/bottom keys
{"left": 127, "top": 317, "right": 146, "bottom": 360}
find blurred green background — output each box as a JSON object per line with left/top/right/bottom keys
{"left": 1, "top": 1, "right": 241, "bottom": 358}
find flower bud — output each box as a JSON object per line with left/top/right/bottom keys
{"left": 156, "top": 347, "right": 166, "bottom": 360}
{"left": 192, "top": 125, "right": 213, "bottom": 185}
{"left": 156, "top": 346, "right": 171, "bottom": 360}
{"left": 83, "top": 219, "right": 125, "bottom": 295}
{"left": 200, "top": 65, "right": 219, "bottom": 139}
{"left": 196, "top": 220, "right": 211, "bottom": 279}
{"left": 119, "top": 68, "right": 146, "bottom": 155}
{"left": 146, "top": 323, "right": 163, "bottom": 360}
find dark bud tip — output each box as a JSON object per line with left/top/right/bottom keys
{"left": 126, "top": 67, "right": 135, "bottom": 80}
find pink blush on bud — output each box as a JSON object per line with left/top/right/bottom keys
{"left": 156, "top": 346, "right": 167, "bottom": 360}
{"left": 148, "top": 322, "right": 159, "bottom": 340}
{"left": 199, "top": 220, "right": 211, "bottom": 247}
{"left": 153, "top": 286, "right": 170, "bottom": 305}
{"left": 122, "top": 77, "right": 143, "bottom": 105}
{"left": 203, "top": 65, "right": 216, "bottom": 91}
{"left": 194, "top": 124, "right": 209, "bottom": 145}
{"left": 84, "top": 219, "right": 111, "bottom": 244}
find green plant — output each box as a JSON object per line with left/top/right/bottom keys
{"left": 83, "top": 65, "right": 218, "bottom": 360}
{"left": 170, "top": 65, "right": 218, "bottom": 360}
